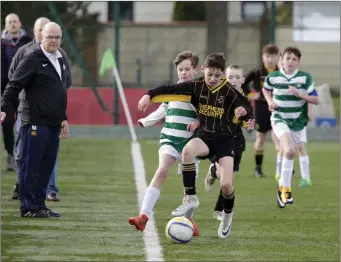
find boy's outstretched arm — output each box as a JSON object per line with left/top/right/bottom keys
{"left": 148, "top": 81, "right": 196, "bottom": 103}
{"left": 138, "top": 103, "right": 168, "bottom": 127}
{"left": 138, "top": 81, "right": 196, "bottom": 112}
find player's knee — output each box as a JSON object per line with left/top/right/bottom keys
{"left": 255, "top": 134, "right": 265, "bottom": 149}
{"left": 221, "top": 181, "right": 233, "bottom": 192}
{"left": 283, "top": 147, "right": 295, "bottom": 159}
{"left": 221, "top": 182, "right": 233, "bottom": 195}
{"left": 182, "top": 147, "right": 195, "bottom": 163}
{"left": 258, "top": 136, "right": 266, "bottom": 145}
{"left": 297, "top": 144, "right": 307, "bottom": 156}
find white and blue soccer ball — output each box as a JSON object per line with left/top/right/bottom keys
{"left": 165, "top": 216, "right": 194, "bottom": 244}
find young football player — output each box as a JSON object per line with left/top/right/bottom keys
{"left": 128, "top": 51, "right": 200, "bottom": 235}
{"left": 137, "top": 53, "right": 254, "bottom": 238}
{"left": 263, "top": 46, "right": 318, "bottom": 208}
{"left": 274, "top": 53, "right": 312, "bottom": 188}
{"left": 190, "top": 65, "right": 254, "bottom": 220}
{"left": 242, "top": 44, "right": 281, "bottom": 178}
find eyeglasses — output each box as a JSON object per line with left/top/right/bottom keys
{"left": 42, "top": 35, "right": 62, "bottom": 40}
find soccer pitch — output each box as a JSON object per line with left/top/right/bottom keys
{"left": 1, "top": 138, "right": 339, "bottom": 261}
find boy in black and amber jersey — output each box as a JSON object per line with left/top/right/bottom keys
{"left": 242, "top": 44, "right": 280, "bottom": 178}
{"left": 202, "top": 65, "right": 255, "bottom": 220}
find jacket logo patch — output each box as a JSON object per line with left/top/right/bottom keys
{"left": 218, "top": 96, "right": 225, "bottom": 103}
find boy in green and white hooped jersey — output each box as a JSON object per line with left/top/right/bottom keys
{"left": 275, "top": 54, "right": 313, "bottom": 188}
{"left": 129, "top": 51, "right": 200, "bottom": 235}
{"left": 262, "top": 46, "right": 319, "bottom": 208}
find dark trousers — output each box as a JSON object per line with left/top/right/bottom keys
{"left": 15, "top": 113, "right": 60, "bottom": 194}
{"left": 1, "top": 108, "right": 15, "bottom": 156}
{"left": 17, "top": 124, "right": 60, "bottom": 213}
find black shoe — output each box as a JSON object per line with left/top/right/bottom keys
{"left": 12, "top": 183, "right": 20, "bottom": 200}
{"left": 286, "top": 191, "right": 294, "bottom": 205}
{"left": 254, "top": 167, "right": 265, "bottom": 178}
{"left": 276, "top": 183, "right": 294, "bottom": 209}
{"left": 276, "top": 183, "right": 285, "bottom": 209}
{"left": 21, "top": 210, "right": 49, "bottom": 218}
{"left": 211, "top": 165, "right": 217, "bottom": 179}
{"left": 40, "top": 207, "right": 61, "bottom": 217}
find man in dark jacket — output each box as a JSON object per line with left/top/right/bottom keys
{"left": 1, "top": 13, "right": 32, "bottom": 171}
{"left": 1, "top": 22, "right": 69, "bottom": 218}
{"left": 9, "top": 17, "right": 72, "bottom": 202}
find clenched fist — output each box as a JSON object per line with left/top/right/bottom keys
{"left": 138, "top": 95, "right": 151, "bottom": 112}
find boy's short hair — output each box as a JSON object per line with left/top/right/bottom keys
{"left": 226, "top": 64, "right": 244, "bottom": 74}
{"left": 173, "top": 51, "right": 199, "bottom": 68}
{"left": 262, "top": 44, "right": 280, "bottom": 55}
{"left": 204, "top": 52, "right": 226, "bottom": 72}
{"left": 282, "top": 46, "right": 302, "bottom": 60}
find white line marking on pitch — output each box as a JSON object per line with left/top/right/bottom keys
{"left": 131, "top": 142, "right": 164, "bottom": 261}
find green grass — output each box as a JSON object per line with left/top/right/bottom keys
{"left": 1, "top": 138, "right": 340, "bottom": 261}
{"left": 141, "top": 140, "right": 340, "bottom": 261}
{"left": 1, "top": 139, "right": 145, "bottom": 261}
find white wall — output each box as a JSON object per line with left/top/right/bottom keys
{"left": 87, "top": 1, "right": 108, "bottom": 23}
{"left": 132, "top": 2, "right": 284, "bottom": 23}
{"left": 293, "top": 2, "right": 340, "bottom": 42}
{"left": 133, "top": 2, "right": 174, "bottom": 23}
{"left": 86, "top": 1, "right": 257, "bottom": 23}
{"left": 133, "top": 2, "right": 243, "bottom": 23}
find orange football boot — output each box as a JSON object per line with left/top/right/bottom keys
{"left": 128, "top": 214, "right": 148, "bottom": 231}
{"left": 189, "top": 217, "right": 200, "bottom": 236}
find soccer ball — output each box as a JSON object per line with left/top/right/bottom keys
{"left": 165, "top": 216, "right": 194, "bottom": 244}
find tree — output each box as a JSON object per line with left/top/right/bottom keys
{"left": 205, "top": 2, "right": 228, "bottom": 56}
{"left": 173, "top": 2, "right": 206, "bottom": 21}
{"left": 276, "top": 2, "right": 293, "bottom": 25}
{"left": 172, "top": 2, "right": 228, "bottom": 58}
{"left": 1, "top": 2, "right": 63, "bottom": 33}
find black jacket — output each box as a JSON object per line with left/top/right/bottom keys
{"left": 1, "top": 42, "right": 7, "bottom": 94}
{"left": 1, "top": 34, "right": 32, "bottom": 95}
{"left": 1, "top": 45, "right": 69, "bottom": 127}
{"left": 9, "top": 41, "right": 72, "bottom": 87}
{"left": 9, "top": 41, "right": 72, "bottom": 112}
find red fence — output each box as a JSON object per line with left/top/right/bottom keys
{"left": 66, "top": 88, "right": 161, "bottom": 125}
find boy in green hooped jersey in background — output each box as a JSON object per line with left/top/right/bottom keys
{"left": 263, "top": 46, "right": 319, "bottom": 208}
